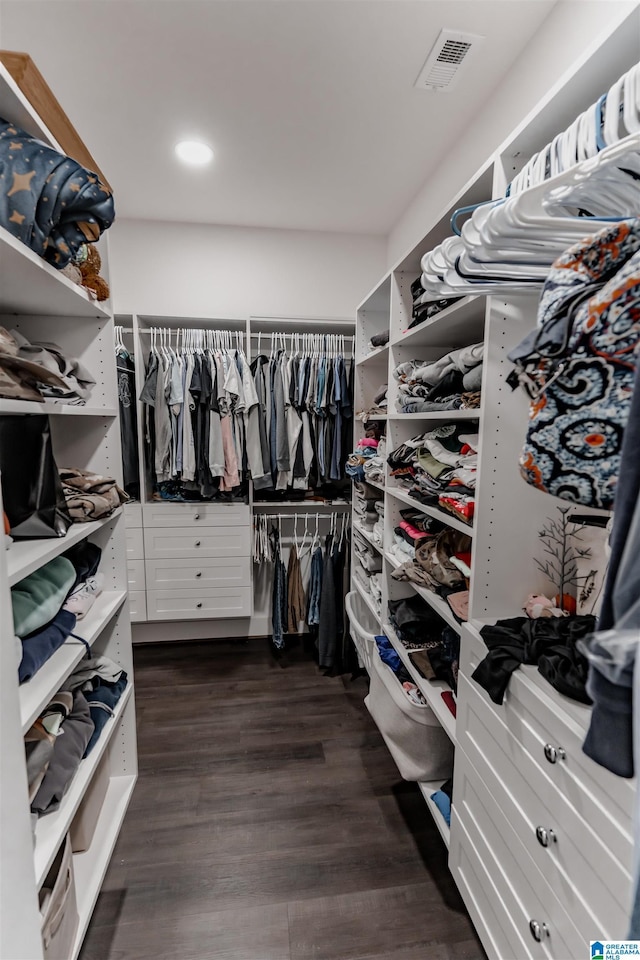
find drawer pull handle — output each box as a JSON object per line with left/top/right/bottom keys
{"left": 195, "top": 540, "right": 201, "bottom": 547}
{"left": 535, "top": 826, "right": 557, "bottom": 848}
{"left": 196, "top": 602, "right": 203, "bottom": 608}
{"left": 543, "top": 743, "right": 566, "bottom": 764}
{"left": 196, "top": 571, "right": 202, "bottom": 578}
{"left": 529, "top": 920, "right": 549, "bottom": 943}
{"left": 194, "top": 513, "right": 200, "bottom": 520}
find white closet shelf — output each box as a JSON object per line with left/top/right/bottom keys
{"left": 392, "top": 296, "right": 484, "bottom": 349}
{"left": 383, "top": 620, "right": 456, "bottom": 744}
{"left": 252, "top": 501, "right": 350, "bottom": 510}
{"left": 71, "top": 773, "right": 136, "bottom": 960}
{"left": 8, "top": 511, "right": 122, "bottom": 587}
{"left": 417, "top": 780, "right": 451, "bottom": 848}
{"left": 356, "top": 344, "right": 389, "bottom": 368}
{"left": 388, "top": 410, "right": 481, "bottom": 421}
{"left": 352, "top": 576, "right": 382, "bottom": 624}
{"left": 384, "top": 551, "right": 463, "bottom": 636}
{"left": 0, "top": 226, "right": 110, "bottom": 320}
{"left": 33, "top": 682, "right": 133, "bottom": 888}
{"left": 0, "top": 400, "right": 118, "bottom": 417}
{"left": 358, "top": 413, "right": 387, "bottom": 421}
{"left": 386, "top": 485, "right": 474, "bottom": 537}
{"left": 353, "top": 520, "right": 383, "bottom": 555}
{"left": 20, "top": 590, "right": 127, "bottom": 733}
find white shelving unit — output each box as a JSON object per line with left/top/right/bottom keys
{"left": 0, "top": 61, "right": 137, "bottom": 960}
{"left": 350, "top": 8, "right": 640, "bottom": 957}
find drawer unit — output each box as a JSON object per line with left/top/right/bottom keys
{"left": 128, "top": 590, "right": 147, "bottom": 622}
{"left": 124, "top": 503, "right": 143, "bottom": 528}
{"left": 145, "top": 556, "right": 251, "bottom": 590}
{"left": 456, "top": 720, "right": 631, "bottom": 940}
{"left": 146, "top": 587, "right": 252, "bottom": 620}
{"left": 457, "top": 673, "right": 633, "bottom": 905}
{"left": 127, "top": 559, "right": 146, "bottom": 592}
{"left": 460, "top": 623, "right": 634, "bottom": 844}
{"left": 451, "top": 761, "right": 584, "bottom": 960}
{"left": 142, "top": 502, "right": 250, "bottom": 528}
{"left": 126, "top": 527, "right": 144, "bottom": 562}
{"left": 143, "top": 526, "right": 251, "bottom": 560}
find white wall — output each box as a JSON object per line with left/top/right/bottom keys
{"left": 109, "top": 219, "right": 386, "bottom": 319}
{"left": 387, "top": 0, "right": 640, "bottom": 267}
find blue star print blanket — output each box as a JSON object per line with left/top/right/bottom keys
{"left": 0, "top": 118, "right": 115, "bottom": 268}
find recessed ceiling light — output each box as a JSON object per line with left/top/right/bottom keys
{"left": 175, "top": 140, "right": 214, "bottom": 166}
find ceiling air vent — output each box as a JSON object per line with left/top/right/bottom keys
{"left": 414, "top": 29, "right": 485, "bottom": 93}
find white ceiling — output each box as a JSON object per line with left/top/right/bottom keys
{"left": 0, "top": 0, "right": 556, "bottom": 235}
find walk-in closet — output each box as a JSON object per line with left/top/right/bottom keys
{"left": 1, "top": 2, "right": 640, "bottom": 958}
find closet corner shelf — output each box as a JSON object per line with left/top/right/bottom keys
{"left": 20, "top": 590, "right": 128, "bottom": 733}
{"left": 33, "top": 682, "right": 134, "bottom": 888}
{"left": 383, "top": 620, "right": 456, "bottom": 744}
{"left": 385, "top": 485, "right": 474, "bottom": 537}
{"left": 0, "top": 400, "right": 118, "bottom": 417}
{"left": 71, "top": 773, "right": 136, "bottom": 960}
{"left": 356, "top": 344, "right": 389, "bottom": 368}
{"left": 417, "top": 780, "right": 451, "bottom": 848}
{"left": 352, "top": 576, "right": 382, "bottom": 624}
{"left": 392, "top": 295, "right": 484, "bottom": 349}
{"left": 353, "top": 520, "right": 383, "bottom": 555}
{"left": 0, "top": 225, "right": 111, "bottom": 320}
{"left": 388, "top": 410, "right": 481, "bottom": 421}
{"left": 384, "top": 551, "right": 462, "bottom": 636}
{"left": 8, "top": 511, "right": 123, "bottom": 587}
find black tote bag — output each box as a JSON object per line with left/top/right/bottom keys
{"left": 0, "top": 415, "right": 72, "bottom": 539}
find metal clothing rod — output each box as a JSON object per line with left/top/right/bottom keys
{"left": 258, "top": 513, "right": 351, "bottom": 521}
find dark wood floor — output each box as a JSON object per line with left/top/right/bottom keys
{"left": 80, "top": 639, "right": 485, "bottom": 960}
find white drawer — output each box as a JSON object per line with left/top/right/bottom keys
{"left": 143, "top": 526, "right": 251, "bottom": 560}
{"left": 129, "top": 590, "right": 147, "bottom": 622}
{"left": 126, "top": 527, "right": 144, "bottom": 561}
{"left": 455, "top": 739, "right": 629, "bottom": 941}
{"left": 124, "top": 503, "right": 143, "bottom": 528}
{"left": 452, "top": 770, "right": 584, "bottom": 960}
{"left": 457, "top": 673, "right": 633, "bottom": 899}
{"left": 146, "top": 587, "right": 252, "bottom": 620}
{"left": 145, "top": 556, "right": 251, "bottom": 590}
{"left": 450, "top": 811, "right": 534, "bottom": 960}
{"left": 460, "top": 623, "right": 635, "bottom": 840}
{"left": 142, "top": 502, "right": 250, "bottom": 528}
{"left": 127, "top": 559, "right": 146, "bottom": 592}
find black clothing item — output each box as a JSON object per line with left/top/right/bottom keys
{"left": 439, "top": 777, "right": 453, "bottom": 800}
{"left": 63, "top": 540, "right": 102, "bottom": 590}
{"left": 117, "top": 352, "right": 140, "bottom": 498}
{"left": 427, "top": 626, "right": 460, "bottom": 692}
{"left": 474, "top": 615, "right": 595, "bottom": 705}
{"left": 370, "top": 330, "right": 390, "bottom": 348}
{"left": 31, "top": 690, "right": 94, "bottom": 815}
{"left": 387, "top": 596, "right": 442, "bottom": 646}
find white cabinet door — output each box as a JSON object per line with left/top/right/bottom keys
{"left": 146, "top": 588, "right": 252, "bottom": 620}
{"left": 143, "top": 526, "right": 251, "bottom": 560}
{"left": 142, "top": 502, "right": 250, "bottom": 528}
{"left": 145, "top": 557, "right": 251, "bottom": 590}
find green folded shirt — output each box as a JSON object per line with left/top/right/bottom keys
{"left": 12, "top": 557, "right": 76, "bottom": 638}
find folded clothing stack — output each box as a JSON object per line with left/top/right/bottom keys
{"left": 392, "top": 527, "right": 472, "bottom": 621}
{"left": 347, "top": 434, "right": 386, "bottom": 484}
{"left": 387, "top": 425, "right": 478, "bottom": 525}
{"left": 372, "top": 499, "right": 384, "bottom": 545}
{"left": 388, "top": 596, "right": 460, "bottom": 692}
{"left": 0, "top": 327, "right": 95, "bottom": 405}
{"left": 353, "top": 481, "right": 379, "bottom": 531}
{"left": 26, "top": 653, "right": 127, "bottom": 817}
{"left": 353, "top": 529, "right": 382, "bottom": 614}
{"left": 367, "top": 330, "right": 390, "bottom": 354}
{"left": 12, "top": 541, "right": 103, "bottom": 683}
{"left": 393, "top": 341, "right": 483, "bottom": 414}
{"left": 430, "top": 777, "right": 454, "bottom": 826}
{"left": 409, "top": 278, "right": 463, "bottom": 331}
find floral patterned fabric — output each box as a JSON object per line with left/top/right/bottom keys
{"left": 515, "top": 219, "right": 640, "bottom": 509}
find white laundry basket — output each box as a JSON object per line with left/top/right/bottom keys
{"left": 345, "top": 590, "right": 378, "bottom": 671}
{"left": 365, "top": 645, "right": 453, "bottom": 781}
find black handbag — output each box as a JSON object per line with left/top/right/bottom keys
{"left": 0, "top": 415, "right": 72, "bottom": 539}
